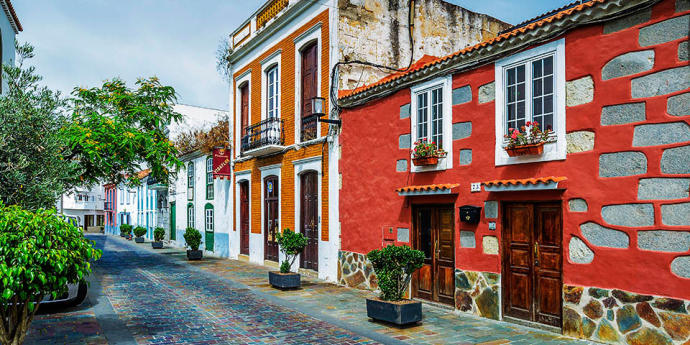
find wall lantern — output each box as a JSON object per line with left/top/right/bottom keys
{"left": 459, "top": 205, "right": 481, "bottom": 224}
{"left": 311, "top": 96, "right": 342, "bottom": 126}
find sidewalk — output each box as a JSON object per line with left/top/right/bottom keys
{"left": 124, "top": 236, "right": 591, "bottom": 345}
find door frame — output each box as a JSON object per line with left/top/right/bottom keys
{"left": 411, "top": 204, "right": 456, "bottom": 305}
{"left": 501, "top": 200, "right": 564, "bottom": 329}
{"left": 293, "top": 158, "right": 321, "bottom": 271}
{"left": 263, "top": 174, "right": 280, "bottom": 262}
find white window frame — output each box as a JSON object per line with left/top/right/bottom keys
{"left": 495, "top": 39, "right": 566, "bottom": 166}
{"left": 187, "top": 203, "right": 195, "bottom": 229}
{"left": 187, "top": 161, "right": 195, "bottom": 201}
{"left": 410, "top": 75, "right": 453, "bottom": 172}
{"left": 206, "top": 156, "right": 214, "bottom": 200}
{"left": 294, "top": 23, "right": 322, "bottom": 143}
{"left": 261, "top": 50, "right": 281, "bottom": 121}
{"left": 205, "top": 206, "right": 214, "bottom": 232}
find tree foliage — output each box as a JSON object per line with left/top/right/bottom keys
{"left": 133, "top": 226, "right": 146, "bottom": 238}
{"left": 119, "top": 224, "right": 132, "bottom": 236}
{"left": 367, "top": 245, "right": 424, "bottom": 301}
{"left": 173, "top": 117, "right": 229, "bottom": 155}
{"left": 275, "top": 228, "right": 307, "bottom": 273}
{"left": 0, "top": 203, "right": 102, "bottom": 344}
{"left": 153, "top": 227, "right": 165, "bottom": 242}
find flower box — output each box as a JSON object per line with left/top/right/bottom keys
{"left": 505, "top": 142, "right": 545, "bottom": 157}
{"left": 412, "top": 157, "right": 439, "bottom": 166}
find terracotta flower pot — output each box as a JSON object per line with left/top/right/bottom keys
{"left": 412, "top": 156, "right": 439, "bottom": 166}
{"left": 505, "top": 142, "right": 545, "bottom": 157}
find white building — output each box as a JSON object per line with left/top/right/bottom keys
{"left": 59, "top": 186, "right": 105, "bottom": 231}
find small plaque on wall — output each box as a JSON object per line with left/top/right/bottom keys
{"left": 397, "top": 228, "right": 409, "bottom": 243}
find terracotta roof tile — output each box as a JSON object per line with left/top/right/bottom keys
{"left": 482, "top": 176, "right": 567, "bottom": 186}
{"left": 396, "top": 183, "right": 459, "bottom": 193}
{"left": 339, "top": 0, "right": 604, "bottom": 100}
{"left": 137, "top": 169, "right": 151, "bottom": 179}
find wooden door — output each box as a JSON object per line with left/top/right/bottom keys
{"left": 300, "top": 171, "right": 319, "bottom": 271}
{"left": 413, "top": 206, "right": 455, "bottom": 305}
{"left": 264, "top": 176, "right": 279, "bottom": 262}
{"left": 170, "top": 202, "right": 176, "bottom": 241}
{"left": 301, "top": 42, "right": 318, "bottom": 118}
{"left": 239, "top": 181, "right": 250, "bottom": 255}
{"left": 502, "top": 202, "right": 562, "bottom": 328}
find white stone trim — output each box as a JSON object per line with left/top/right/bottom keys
{"left": 261, "top": 51, "right": 282, "bottom": 121}
{"left": 410, "top": 75, "right": 453, "bottom": 172}
{"left": 234, "top": 71, "right": 252, "bottom": 159}
{"left": 233, "top": 171, "right": 254, "bottom": 262}
{"left": 291, "top": 155, "right": 322, "bottom": 166}
{"left": 294, "top": 23, "right": 323, "bottom": 144}
{"left": 494, "top": 38, "right": 566, "bottom": 166}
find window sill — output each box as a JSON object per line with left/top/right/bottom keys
{"left": 410, "top": 156, "right": 451, "bottom": 173}
{"left": 495, "top": 140, "right": 565, "bottom": 166}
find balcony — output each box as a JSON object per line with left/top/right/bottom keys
{"left": 301, "top": 115, "right": 318, "bottom": 142}
{"left": 241, "top": 117, "right": 285, "bottom": 157}
{"left": 257, "top": 0, "right": 289, "bottom": 29}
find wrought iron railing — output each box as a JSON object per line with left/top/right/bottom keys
{"left": 301, "top": 115, "right": 318, "bottom": 142}
{"left": 257, "top": 0, "right": 289, "bottom": 29}
{"left": 241, "top": 117, "right": 285, "bottom": 153}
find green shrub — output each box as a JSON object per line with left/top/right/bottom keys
{"left": 275, "top": 228, "right": 307, "bottom": 273}
{"left": 367, "top": 245, "right": 424, "bottom": 301}
{"left": 133, "top": 226, "right": 146, "bottom": 238}
{"left": 153, "top": 227, "right": 165, "bottom": 242}
{"left": 183, "top": 228, "right": 202, "bottom": 251}
{"left": 0, "top": 203, "right": 101, "bottom": 344}
{"left": 119, "top": 224, "right": 132, "bottom": 235}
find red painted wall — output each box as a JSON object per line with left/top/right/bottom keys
{"left": 340, "top": 0, "right": 689, "bottom": 299}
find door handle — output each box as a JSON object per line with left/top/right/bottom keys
{"left": 534, "top": 242, "right": 540, "bottom": 267}
{"left": 435, "top": 240, "right": 439, "bottom": 259}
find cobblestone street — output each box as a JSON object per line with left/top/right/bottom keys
{"left": 23, "top": 235, "right": 590, "bottom": 344}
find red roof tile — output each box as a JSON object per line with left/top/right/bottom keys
{"left": 482, "top": 176, "right": 567, "bottom": 186}
{"left": 396, "top": 183, "right": 459, "bottom": 193}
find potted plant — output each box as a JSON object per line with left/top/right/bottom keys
{"left": 133, "top": 226, "right": 146, "bottom": 243}
{"left": 151, "top": 227, "right": 165, "bottom": 249}
{"left": 366, "top": 245, "right": 425, "bottom": 326}
{"left": 504, "top": 121, "right": 552, "bottom": 157}
{"left": 119, "top": 224, "right": 132, "bottom": 238}
{"left": 411, "top": 138, "right": 446, "bottom": 166}
{"left": 184, "top": 227, "right": 203, "bottom": 260}
{"left": 269, "top": 228, "right": 307, "bottom": 289}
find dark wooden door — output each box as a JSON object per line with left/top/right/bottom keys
{"left": 240, "top": 84, "right": 249, "bottom": 132}
{"left": 264, "top": 176, "right": 279, "bottom": 262}
{"left": 301, "top": 42, "right": 318, "bottom": 118}
{"left": 413, "top": 206, "right": 455, "bottom": 305}
{"left": 300, "top": 171, "right": 319, "bottom": 271}
{"left": 239, "top": 181, "right": 250, "bottom": 255}
{"left": 502, "top": 202, "right": 562, "bottom": 328}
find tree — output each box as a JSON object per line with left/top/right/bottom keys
{"left": 0, "top": 203, "right": 102, "bottom": 345}
{"left": 275, "top": 228, "right": 307, "bottom": 273}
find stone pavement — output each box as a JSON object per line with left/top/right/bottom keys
{"left": 25, "top": 235, "right": 592, "bottom": 344}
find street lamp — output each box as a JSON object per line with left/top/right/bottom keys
{"left": 311, "top": 96, "right": 341, "bottom": 126}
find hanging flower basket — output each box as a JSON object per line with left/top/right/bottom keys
{"left": 412, "top": 156, "right": 439, "bottom": 166}
{"left": 505, "top": 142, "right": 545, "bottom": 157}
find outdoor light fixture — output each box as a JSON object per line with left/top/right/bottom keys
{"left": 311, "top": 96, "right": 342, "bottom": 126}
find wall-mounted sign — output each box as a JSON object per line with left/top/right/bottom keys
{"left": 267, "top": 181, "right": 273, "bottom": 193}
{"left": 212, "top": 147, "right": 231, "bottom": 179}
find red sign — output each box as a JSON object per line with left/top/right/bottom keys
{"left": 212, "top": 147, "right": 231, "bottom": 178}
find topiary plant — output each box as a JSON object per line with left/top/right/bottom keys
{"left": 367, "top": 245, "right": 425, "bottom": 301}
{"left": 153, "top": 227, "right": 165, "bottom": 242}
{"left": 183, "top": 228, "right": 202, "bottom": 251}
{"left": 0, "top": 203, "right": 102, "bottom": 345}
{"left": 120, "top": 224, "right": 132, "bottom": 236}
{"left": 133, "top": 226, "right": 146, "bottom": 238}
{"left": 275, "top": 228, "right": 307, "bottom": 273}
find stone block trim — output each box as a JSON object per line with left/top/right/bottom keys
{"left": 482, "top": 236, "right": 498, "bottom": 255}
{"left": 399, "top": 133, "right": 411, "bottom": 149}
{"left": 454, "top": 269, "right": 500, "bottom": 320}
{"left": 569, "top": 236, "right": 594, "bottom": 264}
{"left": 680, "top": 41, "right": 688, "bottom": 61}
{"left": 638, "top": 178, "right": 690, "bottom": 200}
{"left": 566, "top": 76, "right": 594, "bottom": 107}
{"left": 563, "top": 284, "right": 690, "bottom": 344}
{"left": 452, "top": 122, "right": 472, "bottom": 140}
{"left": 601, "top": 102, "right": 646, "bottom": 126}
{"left": 603, "top": 8, "right": 651, "bottom": 34}
{"left": 581, "top": 222, "right": 630, "bottom": 248}
{"left": 400, "top": 103, "right": 411, "bottom": 119}
{"left": 661, "top": 145, "right": 690, "bottom": 174}
{"left": 337, "top": 250, "right": 377, "bottom": 291}
{"left": 484, "top": 201, "right": 498, "bottom": 219}
{"left": 632, "top": 122, "right": 690, "bottom": 147}
{"left": 631, "top": 66, "right": 690, "bottom": 98}
{"left": 661, "top": 202, "right": 690, "bottom": 226}
{"left": 638, "top": 230, "right": 690, "bottom": 252}
{"left": 569, "top": 198, "right": 589, "bottom": 212}
{"left": 459, "top": 149, "right": 472, "bottom": 166}
{"left": 602, "top": 50, "right": 655, "bottom": 81}
{"left": 478, "top": 82, "right": 495, "bottom": 104}
{"left": 459, "top": 231, "right": 475, "bottom": 248}
{"left": 566, "top": 131, "right": 595, "bottom": 153}
{"left": 452, "top": 85, "right": 472, "bottom": 105}
{"left": 667, "top": 92, "right": 689, "bottom": 117}
{"left": 671, "top": 256, "right": 690, "bottom": 278}
{"left": 679, "top": 0, "right": 690, "bottom": 12}
{"left": 601, "top": 203, "right": 654, "bottom": 227}
{"left": 638, "top": 15, "right": 689, "bottom": 47}
{"left": 599, "top": 151, "right": 647, "bottom": 177}
{"left": 396, "top": 159, "right": 407, "bottom": 172}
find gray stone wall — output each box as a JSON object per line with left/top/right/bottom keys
{"left": 454, "top": 269, "right": 500, "bottom": 320}
{"left": 337, "top": 250, "right": 377, "bottom": 290}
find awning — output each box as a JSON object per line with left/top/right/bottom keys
{"left": 396, "top": 184, "right": 459, "bottom": 196}
{"left": 482, "top": 176, "right": 567, "bottom": 192}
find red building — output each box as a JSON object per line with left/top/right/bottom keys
{"left": 104, "top": 183, "right": 117, "bottom": 235}
{"left": 337, "top": 0, "right": 689, "bottom": 343}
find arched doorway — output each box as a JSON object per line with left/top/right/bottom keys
{"left": 300, "top": 170, "right": 318, "bottom": 271}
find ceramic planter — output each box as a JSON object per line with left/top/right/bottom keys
{"left": 151, "top": 241, "right": 163, "bottom": 249}
{"left": 187, "top": 249, "right": 203, "bottom": 260}
{"left": 366, "top": 298, "right": 422, "bottom": 325}
{"left": 268, "top": 271, "right": 301, "bottom": 289}
{"left": 134, "top": 237, "right": 144, "bottom": 243}
{"left": 412, "top": 156, "right": 439, "bottom": 166}
{"left": 505, "top": 142, "right": 545, "bottom": 157}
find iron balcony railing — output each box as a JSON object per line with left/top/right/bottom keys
{"left": 241, "top": 117, "right": 285, "bottom": 153}
{"left": 301, "top": 115, "right": 318, "bottom": 142}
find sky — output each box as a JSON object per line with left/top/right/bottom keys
{"left": 13, "top": 0, "right": 574, "bottom": 111}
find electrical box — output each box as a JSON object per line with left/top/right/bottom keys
{"left": 459, "top": 205, "right": 481, "bottom": 224}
